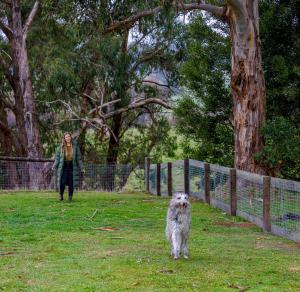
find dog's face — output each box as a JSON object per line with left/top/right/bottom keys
{"left": 171, "top": 192, "right": 190, "bottom": 209}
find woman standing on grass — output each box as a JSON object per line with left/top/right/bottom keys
{"left": 53, "top": 132, "right": 84, "bottom": 202}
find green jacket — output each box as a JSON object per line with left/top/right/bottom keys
{"left": 53, "top": 139, "right": 83, "bottom": 190}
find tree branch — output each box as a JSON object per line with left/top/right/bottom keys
{"left": 87, "top": 99, "right": 121, "bottom": 116}
{"left": 128, "top": 26, "right": 157, "bottom": 51}
{"left": 104, "top": 6, "right": 162, "bottom": 33}
{"left": 0, "top": 0, "right": 12, "bottom": 6}
{"left": 131, "top": 47, "right": 164, "bottom": 73}
{"left": 142, "top": 79, "right": 174, "bottom": 92}
{"left": 23, "top": 0, "right": 39, "bottom": 41}
{"left": 0, "top": 89, "right": 14, "bottom": 109}
{"left": 180, "top": 2, "right": 225, "bottom": 16}
{"left": 104, "top": 98, "right": 171, "bottom": 119}
{"left": 0, "top": 20, "right": 13, "bottom": 39}
{"left": 0, "top": 55, "right": 14, "bottom": 88}
{"left": 104, "top": 2, "right": 225, "bottom": 33}
{"left": 0, "top": 120, "right": 11, "bottom": 135}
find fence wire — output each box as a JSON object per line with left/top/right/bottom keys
{"left": 210, "top": 164, "right": 230, "bottom": 212}
{"left": 236, "top": 170, "right": 264, "bottom": 226}
{"left": 160, "top": 163, "right": 168, "bottom": 196}
{"left": 0, "top": 159, "right": 144, "bottom": 192}
{"left": 2, "top": 157, "right": 300, "bottom": 243}
{"left": 148, "top": 159, "right": 300, "bottom": 243}
{"left": 172, "top": 160, "right": 184, "bottom": 193}
{"left": 271, "top": 177, "right": 300, "bottom": 237}
{"left": 149, "top": 164, "right": 157, "bottom": 195}
{"left": 189, "top": 159, "right": 205, "bottom": 200}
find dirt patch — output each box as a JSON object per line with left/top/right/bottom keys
{"left": 0, "top": 251, "right": 16, "bottom": 256}
{"left": 256, "top": 239, "right": 300, "bottom": 251}
{"left": 112, "top": 200, "right": 125, "bottom": 204}
{"left": 159, "top": 268, "right": 174, "bottom": 274}
{"left": 288, "top": 267, "right": 300, "bottom": 273}
{"left": 94, "top": 227, "right": 119, "bottom": 231}
{"left": 214, "top": 221, "right": 256, "bottom": 228}
{"left": 4, "top": 208, "right": 16, "bottom": 212}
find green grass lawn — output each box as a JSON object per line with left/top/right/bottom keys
{"left": 0, "top": 191, "right": 299, "bottom": 292}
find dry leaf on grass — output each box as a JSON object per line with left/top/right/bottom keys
{"left": 228, "top": 284, "right": 250, "bottom": 291}
{"left": 159, "top": 268, "right": 174, "bottom": 274}
{"left": 289, "top": 267, "right": 300, "bottom": 273}
{"left": 0, "top": 252, "right": 16, "bottom": 256}
{"left": 94, "top": 227, "right": 119, "bottom": 231}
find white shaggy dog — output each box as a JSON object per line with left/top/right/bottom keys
{"left": 166, "top": 192, "right": 191, "bottom": 259}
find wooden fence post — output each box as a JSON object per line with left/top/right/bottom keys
{"left": 263, "top": 176, "right": 271, "bottom": 232}
{"left": 168, "top": 162, "right": 172, "bottom": 196}
{"left": 145, "top": 157, "right": 150, "bottom": 193}
{"left": 184, "top": 158, "right": 190, "bottom": 196}
{"left": 230, "top": 168, "right": 237, "bottom": 216}
{"left": 157, "top": 163, "right": 161, "bottom": 196}
{"left": 204, "top": 163, "right": 210, "bottom": 204}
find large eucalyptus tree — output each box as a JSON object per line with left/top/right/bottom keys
{"left": 106, "top": 0, "right": 266, "bottom": 173}
{"left": 0, "top": 0, "right": 42, "bottom": 158}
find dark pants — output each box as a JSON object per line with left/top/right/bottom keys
{"left": 60, "top": 161, "right": 74, "bottom": 200}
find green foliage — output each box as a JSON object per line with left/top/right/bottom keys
{"left": 82, "top": 115, "right": 177, "bottom": 165}
{"left": 174, "top": 15, "right": 233, "bottom": 166}
{"left": 255, "top": 0, "right": 300, "bottom": 179}
{"left": 175, "top": 2, "right": 300, "bottom": 180}
{"left": 22, "top": 1, "right": 185, "bottom": 161}
{"left": 256, "top": 117, "right": 300, "bottom": 179}
{"left": 260, "top": 0, "right": 300, "bottom": 123}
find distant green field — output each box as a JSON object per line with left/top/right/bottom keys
{"left": 0, "top": 191, "right": 299, "bottom": 291}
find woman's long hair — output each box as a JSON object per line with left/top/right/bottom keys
{"left": 60, "top": 132, "right": 73, "bottom": 155}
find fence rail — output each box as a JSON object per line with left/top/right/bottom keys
{"left": 0, "top": 157, "right": 145, "bottom": 193}
{"left": 146, "top": 159, "right": 300, "bottom": 243}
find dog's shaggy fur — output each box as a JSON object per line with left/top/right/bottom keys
{"left": 166, "top": 192, "right": 191, "bottom": 259}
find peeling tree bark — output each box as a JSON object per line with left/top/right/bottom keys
{"left": 226, "top": 0, "right": 266, "bottom": 174}
{"left": 0, "top": 1, "right": 43, "bottom": 188}
{"left": 10, "top": 0, "right": 42, "bottom": 160}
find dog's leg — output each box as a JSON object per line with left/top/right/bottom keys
{"left": 172, "top": 229, "right": 181, "bottom": 259}
{"left": 182, "top": 236, "right": 189, "bottom": 259}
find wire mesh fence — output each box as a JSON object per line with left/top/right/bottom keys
{"left": 236, "top": 170, "right": 264, "bottom": 227}
{"left": 0, "top": 157, "right": 145, "bottom": 193}
{"left": 271, "top": 177, "right": 300, "bottom": 242}
{"left": 148, "top": 159, "right": 300, "bottom": 243}
{"left": 172, "top": 160, "right": 184, "bottom": 194}
{"left": 149, "top": 164, "right": 157, "bottom": 195}
{"left": 189, "top": 159, "right": 205, "bottom": 200}
{"left": 160, "top": 163, "right": 168, "bottom": 196}
{"left": 210, "top": 164, "right": 231, "bottom": 213}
